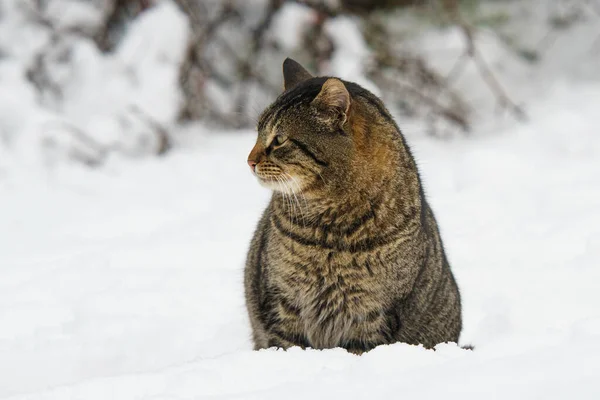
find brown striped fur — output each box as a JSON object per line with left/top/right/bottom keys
{"left": 244, "top": 58, "right": 462, "bottom": 353}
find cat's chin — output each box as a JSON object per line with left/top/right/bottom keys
{"left": 256, "top": 178, "right": 280, "bottom": 191}
{"left": 256, "top": 176, "right": 301, "bottom": 195}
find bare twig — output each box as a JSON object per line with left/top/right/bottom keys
{"left": 177, "top": 0, "right": 242, "bottom": 122}
{"left": 129, "top": 106, "right": 172, "bottom": 156}
{"left": 365, "top": 12, "right": 471, "bottom": 134}
{"left": 442, "top": 0, "right": 526, "bottom": 121}
{"left": 379, "top": 74, "right": 470, "bottom": 131}
{"left": 96, "top": 0, "right": 155, "bottom": 52}
{"left": 177, "top": 0, "right": 285, "bottom": 127}
{"left": 42, "top": 121, "right": 109, "bottom": 166}
{"left": 292, "top": 0, "right": 341, "bottom": 17}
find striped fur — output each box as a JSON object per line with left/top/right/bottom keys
{"left": 245, "top": 59, "right": 462, "bottom": 353}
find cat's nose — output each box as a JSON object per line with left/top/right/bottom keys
{"left": 248, "top": 159, "right": 257, "bottom": 172}
{"left": 248, "top": 143, "right": 264, "bottom": 172}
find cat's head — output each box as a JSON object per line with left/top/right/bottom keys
{"left": 248, "top": 58, "right": 380, "bottom": 198}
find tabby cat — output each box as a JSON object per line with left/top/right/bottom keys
{"left": 244, "top": 58, "right": 462, "bottom": 353}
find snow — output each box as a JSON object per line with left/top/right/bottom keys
{"left": 271, "top": 3, "right": 315, "bottom": 51}
{"left": 2, "top": 84, "right": 600, "bottom": 397}
{"left": 1, "top": 1, "right": 600, "bottom": 399}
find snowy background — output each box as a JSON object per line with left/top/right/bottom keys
{"left": 1, "top": 0, "right": 600, "bottom": 398}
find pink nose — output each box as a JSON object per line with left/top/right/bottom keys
{"left": 248, "top": 159, "right": 257, "bottom": 171}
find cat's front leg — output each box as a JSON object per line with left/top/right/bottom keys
{"left": 266, "top": 327, "right": 310, "bottom": 350}
{"left": 340, "top": 309, "right": 401, "bottom": 354}
{"left": 340, "top": 338, "right": 382, "bottom": 355}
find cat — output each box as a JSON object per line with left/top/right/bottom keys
{"left": 244, "top": 58, "right": 462, "bottom": 353}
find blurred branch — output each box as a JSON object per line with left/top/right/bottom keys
{"left": 176, "top": 0, "right": 241, "bottom": 123}
{"left": 129, "top": 106, "right": 172, "bottom": 156}
{"left": 177, "top": 0, "right": 284, "bottom": 127}
{"left": 376, "top": 72, "right": 470, "bottom": 131}
{"left": 365, "top": 13, "right": 471, "bottom": 134}
{"left": 233, "top": 0, "right": 285, "bottom": 127}
{"left": 176, "top": 0, "right": 548, "bottom": 133}
{"left": 292, "top": 0, "right": 341, "bottom": 17}
{"left": 96, "top": 0, "right": 155, "bottom": 52}
{"left": 22, "top": 1, "right": 65, "bottom": 105}
{"left": 42, "top": 122, "right": 109, "bottom": 167}
{"left": 42, "top": 108, "right": 173, "bottom": 168}
{"left": 442, "top": 0, "right": 527, "bottom": 121}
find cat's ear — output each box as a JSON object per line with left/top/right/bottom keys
{"left": 283, "top": 58, "right": 313, "bottom": 91}
{"left": 311, "top": 78, "right": 350, "bottom": 120}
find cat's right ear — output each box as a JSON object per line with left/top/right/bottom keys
{"left": 311, "top": 78, "right": 350, "bottom": 124}
{"left": 283, "top": 58, "right": 313, "bottom": 91}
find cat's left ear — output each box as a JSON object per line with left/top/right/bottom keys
{"left": 312, "top": 78, "right": 351, "bottom": 122}
{"left": 283, "top": 58, "right": 313, "bottom": 91}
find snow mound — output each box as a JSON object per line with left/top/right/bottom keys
{"left": 0, "top": 1, "right": 189, "bottom": 171}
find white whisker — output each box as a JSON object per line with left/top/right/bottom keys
{"left": 285, "top": 174, "right": 307, "bottom": 228}
{"left": 317, "top": 171, "right": 327, "bottom": 186}
{"left": 276, "top": 175, "right": 293, "bottom": 225}
{"left": 282, "top": 175, "right": 299, "bottom": 226}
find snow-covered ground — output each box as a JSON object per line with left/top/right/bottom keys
{"left": 2, "top": 1, "right": 600, "bottom": 399}
{"left": 2, "top": 82, "right": 600, "bottom": 398}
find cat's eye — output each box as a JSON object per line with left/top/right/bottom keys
{"left": 272, "top": 134, "right": 287, "bottom": 147}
